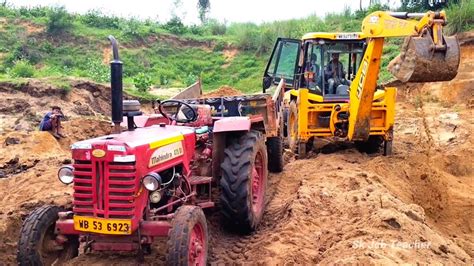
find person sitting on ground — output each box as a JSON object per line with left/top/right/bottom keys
{"left": 324, "top": 53, "right": 351, "bottom": 94}
{"left": 39, "top": 106, "right": 66, "bottom": 138}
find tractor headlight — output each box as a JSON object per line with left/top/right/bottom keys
{"left": 143, "top": 173, "right": 162, "bottom": 191}
{"left": 58, "top": 165, "right": 74, "bottom": 185}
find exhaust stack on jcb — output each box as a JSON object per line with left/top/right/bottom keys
{"left": 386, "top": 11, "right": 460, "bottom": 83}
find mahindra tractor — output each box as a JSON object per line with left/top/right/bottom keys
{"left": 16, "top": 36, "right": 285, "bottom": 265}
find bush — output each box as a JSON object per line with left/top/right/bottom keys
{"left": 133, "top": 72, "right": 152, "bottom": 92}
{"left": 207, "top": 19, "right": 226, "bottom": 35}
{"left": 120, "top": 18, "right": 141, "bottom": 38}
{"left": 185, "top": 73, "right": 198, "bottom": 86}
{"left": 189, "top": 25, "right": 205, "bottom": 35}
{"left": 84, "top": 60, "right": 109, "bottom": 83}
{"left": 6, "top": 43, "right": 43, "bottom": 65}
{"left": 163, "top": 16, "right": 187, "bottom": 35}
{"left": 80, "top": 10, "right": 121, "bottom": 29}
{"left": 213, "top": 40, "right": 226, "bottom": 52}
{"left": 10, "top": 60, "right": 35, "bottom": 78}
{"left": 47, "top": 6, "right": 72, "bottom": 34}
{"left": 446, "top": 0, "right": 474, "bottom": 34}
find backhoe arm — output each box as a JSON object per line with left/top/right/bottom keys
{"left": 348, "top": 11, "right": 460, "bottom": 141}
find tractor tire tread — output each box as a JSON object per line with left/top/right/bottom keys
{"left": 17, "top": 205, "right": 78, "bottom": 266}
{"left": 166, "top": 206, "right": 208, "bottom": 266}
{"left": 220, "top": 130, "right": 267, "bottom": 233}
{"left": 267, "top": 136, "right": 284, "bottom": 173}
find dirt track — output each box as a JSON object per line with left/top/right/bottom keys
{"left": 0, "top": 36, "right": 472, "bottom": 264}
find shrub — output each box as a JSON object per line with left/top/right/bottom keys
{"left": 133, "top": 72, "right": 152, "bottom": 92}
{"left": 163, "top": 16, "right": 187, "bottom": 35}
{"left": 85, "top": 60, "right": 109, "bottom": 83}
{"left": 207, "top": 19, "right": 226, "bottom": 35}
{"left": 6, "top": 43, "right": 43, "bottom": 65}
{"left": 446, "top": 0, "right": 474, "bottom": 34}
{"left": 213, "top": 40, "right": 226, "bottom": 52}
{"left": 47, "top": 6, "right": 72, "bottom": 34}
{"left": 185, "top": 73, "right": 198, "bottom": 86}
{"left": 10, "top": 60, "right": 35, "bottom": 78}
{"left": 80, "top": 10, "right": 121, "bottom": 29}
{"left": 120, "top": 18, "right": 148, "bottom": 39}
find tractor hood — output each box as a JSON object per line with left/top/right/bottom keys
{"left": 70, "top": 125, "right": 196, "bottom": 164}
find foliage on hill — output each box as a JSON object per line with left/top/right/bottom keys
{"left": 0, "top": 1, "right": 471, "bottom": 98}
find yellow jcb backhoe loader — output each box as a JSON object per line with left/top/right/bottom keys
{"left": 262, "top": 11, "right": 460, "bottom": 158}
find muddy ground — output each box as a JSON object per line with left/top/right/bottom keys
{"left": 0, "top": 36, "right": 472, "bottom": 264}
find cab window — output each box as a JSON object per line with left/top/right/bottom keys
{"left": 263, "top": 38, "right": 300, "bottom": 90}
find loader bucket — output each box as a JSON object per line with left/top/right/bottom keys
{"left": 388, "top": 35, "right": 460, "bottom": 83}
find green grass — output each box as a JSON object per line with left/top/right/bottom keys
{"left": 446, "top": 0, "right": 474, "bottom": 34}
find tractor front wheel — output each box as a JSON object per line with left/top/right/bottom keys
{"left": 220, "top": 130, "right": 268, "bottom": 233}
{"left": 17, "top": 205, "right": 79, "bottom": 266}
{"left": 166, "top": 206, "right": 208, "bottom": 266}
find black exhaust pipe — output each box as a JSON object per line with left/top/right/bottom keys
{"left": 108, "top": 35, "right": 123, "bottom": 134}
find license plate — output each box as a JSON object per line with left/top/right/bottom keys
{"left": 73, "top": 216, "right": 131, "bottom": 235}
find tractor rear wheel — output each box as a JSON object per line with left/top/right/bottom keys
{"left": 17, "top": 205, "right": 79, "bottom": 266}
{"left": 166, "top": 205, "right": 208, "bottom": 266}
{"left": 267, "top": 136, "right": 284, "bottom": 173}
{"left": 220, "top": 130, "right": 268, "bottom": 233}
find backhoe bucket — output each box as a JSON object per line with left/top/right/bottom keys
{"left": 388, "top": 35, "right": 460, "bottom": 83}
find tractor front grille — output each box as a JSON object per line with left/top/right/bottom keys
{"left": 73, "top": 160, "right": 137, "bottom": 219}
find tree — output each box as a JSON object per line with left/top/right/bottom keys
{"left": 399, "top": 0, "right": 456, "bottom": 11}
{"left": 197, "top": 0, "right": 210, "bottom": 24}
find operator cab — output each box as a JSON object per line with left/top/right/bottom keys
{"left": 262, "top": 33, "right": 366, "bottom": 102}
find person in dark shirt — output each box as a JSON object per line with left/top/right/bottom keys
{"left": 324, "top": 53, "right": 351, "bottom": 94}
{"left": 39, "top": 106, "right": 65, "bottom": 138}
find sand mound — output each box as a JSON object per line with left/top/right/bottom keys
{"left": 202, "top": 85, "right": 243, "bottom": 98}
{"left": 0, "top": 79, "right": 115, "bottom": 132}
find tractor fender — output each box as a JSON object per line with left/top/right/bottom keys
{"left": 213, "top": 117, "right": 251, "bottom": 133}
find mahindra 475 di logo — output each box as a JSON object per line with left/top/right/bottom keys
{"left": 149, "top": 141, "right": 184, "bottom": 168}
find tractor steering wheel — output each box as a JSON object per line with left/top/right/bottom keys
{"left": 158, "top": 100, "right": 198, "bottom": 123}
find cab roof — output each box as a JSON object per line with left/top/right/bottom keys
{"left": 302, "top": 32, "right": 366, "bottom": 41}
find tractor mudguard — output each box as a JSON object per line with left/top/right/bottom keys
{"left": 213, "top": 117, "right": 251, "bottom": 133}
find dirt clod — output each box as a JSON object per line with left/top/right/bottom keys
{"left": 202, "top": 85, "right": 243, "bottom": 98}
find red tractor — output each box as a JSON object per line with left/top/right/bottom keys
{"left": 16, "top": 36, "right": 285, "bottom": 265}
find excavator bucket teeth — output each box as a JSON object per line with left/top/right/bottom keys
{"left": 388, "top": 35, "right": 460, "bottom": 83}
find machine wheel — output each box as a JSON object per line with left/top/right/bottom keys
{"left": 282, "top": 107, "right": 289, "bottom": 139}
{"left": 383, "top": 140, "right": 393, "bottom": 156}
{"left": 298, "top": 142, "right": 307, "bottom": 159}
{"left": 287, "top": 101, "right": 298, "bottom": 153}
{"left": 355, "top": 136, "right": 384, "bottom": 154}
{"left": 17, "top": 205, "right": 79, "bottom": 266}
{"left": 267, "top": 136, "right": 284, "bottom": 173}
{"left": 166, "top": 205, "right": 208, "bottom": 266}
{"left": 220, "top": 130, "right": 268, "bottom": 233}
